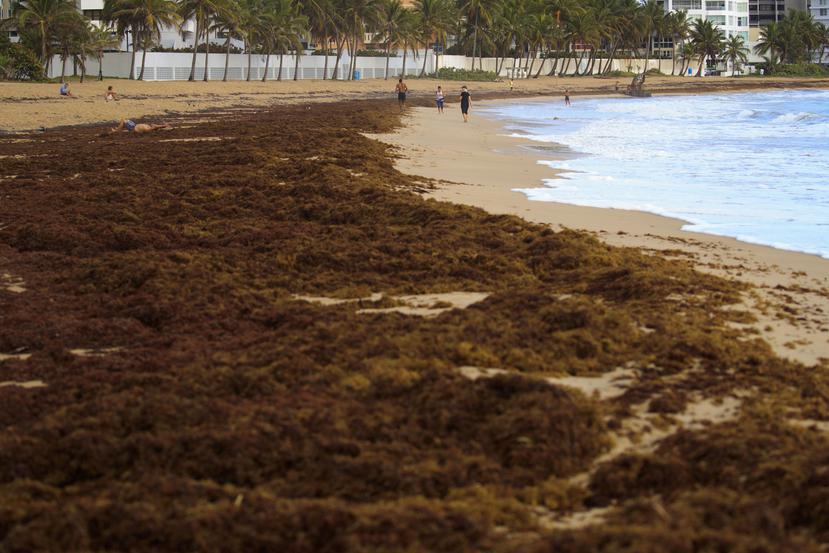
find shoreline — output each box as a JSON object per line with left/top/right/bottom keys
{"left": 375, "top": 97, "right": 829, "bottom": 366}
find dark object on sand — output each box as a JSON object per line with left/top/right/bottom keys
{"left": 623, "top": 73, "right": 652, "bottom": 98}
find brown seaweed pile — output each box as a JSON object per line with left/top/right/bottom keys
{"left": 1, "top": 100, "right": 828, "bottom": 551}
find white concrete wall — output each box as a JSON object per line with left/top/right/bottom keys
{"left": 48, "top": 51, "right": 708, "bottom": 81}
{"left": 49, "top": 50, "right": 439, "bottom": 80}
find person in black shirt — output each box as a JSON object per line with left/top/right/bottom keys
{"left": 460, "top": 85, "right": 471, "bottom": 122}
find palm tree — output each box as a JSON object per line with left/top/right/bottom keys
{"left": 462, "top": 0, "right": 495, "bottom": 71}
{"left": 689, "top": 17, "right": 724, "bottom": 77}
{"left": 342, "top": 0, "right": 378, "bottom": 80}
{"left": 376, "top": 0, "right": 408, "bottom": 80}
{"left": 85, "top": 25, "right": 120, "bottom": 80}
{"left": 640, "top": 0, "right": 663, "bottom": 69}
{"left": 303, "top": 0, "right": 334, "bottom": 78}
{"left": 52, "top": 9, "right": 87, "bottom": 81}
{"left": 210, "top": 0, "right": 242, "bottom": 81}
{"left": 239, "top": 0, "right": 262, "bottom": 80}
{"left": 667, "top": 10, "right": 690, "bottom": 75}
{"left": 178, "top": 0, "right": 229, "bottom": 81}
{"left": 414, "top": 0, "right": 455, "bottom": 76}
{"left": 12, "top": 0, "right": 76, "bottom": 70}
{"left": 104, "top": 0, "right": 140, "bottom": 79}
{"left": 117, "top": 0, "right": 180, "bottom": 80}
{"left": 753, "top": 21, "right": 783, "bottom": 67}
{"left": 723, "top": 33, "right": 747, "bottom": 76}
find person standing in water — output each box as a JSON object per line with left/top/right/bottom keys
{"left": 395, "top": 78, "right": 408, "bottom": 111}
{"left": 435, "top": 86, "right": 445, "bottom": 114}
{"left": 459, "top": 85, "right": 471, "bottom": 122}
{"left": 564, "top": 88, "right": 571, "bottom": 106}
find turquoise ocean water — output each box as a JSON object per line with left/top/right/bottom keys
{"left": 482, "top": 89, "right": 829, "bottom": 258}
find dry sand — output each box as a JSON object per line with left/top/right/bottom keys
{"left": 2, "top": 75, "right": 829, "bottom": 133}
{"left": 375, "top": 97, "right": 829, "bottom": 366}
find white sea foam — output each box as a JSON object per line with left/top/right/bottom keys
{"left": 483, "top": 90, "right": 829, "bottom": 259}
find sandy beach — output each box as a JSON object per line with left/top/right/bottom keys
{"left": 376, "top": 98, "right": 829, "bottom": 366}
{"left": 3, "top": 74, "right": 829, "bottom": 132}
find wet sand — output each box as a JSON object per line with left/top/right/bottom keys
{"left": 376, "top": 100, "right": 829, "bottom": 366}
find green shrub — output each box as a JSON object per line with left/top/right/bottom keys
{"left": 432, "top": 67, "right": 498, "bottom": 82}
{"left": 3, "top": 44, "right": 45, "bottom": 81}
{"left": 355, "top": 49, "right": 387, "bottom": 57}
{"left": 605, "top": 70, "right": 636, "bottom": 77}
{"left": 772, "top": 63, "right": 829, "bottom": 77}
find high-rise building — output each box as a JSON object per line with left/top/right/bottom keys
{"left": 749, "top": 0, "right": 809, "bottom": 27}
{"left": 659, "top": 0, "right": 750, "bottom": 46}
{"left": 810, "top": 0, "right": 829, "bottom": 26}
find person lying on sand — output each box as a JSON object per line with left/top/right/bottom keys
{"left": 105, "top": 86, "right": 118, "bottom": 102}
{"left": 110, "top": 118, "right": 170, "bottom": 134}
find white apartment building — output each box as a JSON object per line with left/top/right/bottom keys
{"left": 658, "top": 0, "right": 750, "bottom": 72}
{"left": 812, "top": 0, "right": 829, "bottom": 27}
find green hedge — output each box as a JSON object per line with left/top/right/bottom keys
{"left": 771, "top": 63, "right": 829, "bottom": 77}
{"left": 432, "top": 67, "right": 498, "bottom": 82}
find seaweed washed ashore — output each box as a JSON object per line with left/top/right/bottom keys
{"left": 1, "top": 101, "right": 828, "bottom": 551}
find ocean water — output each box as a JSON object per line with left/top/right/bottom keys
{"left": 482, "top": 89, "right": 829, "bottom": 258}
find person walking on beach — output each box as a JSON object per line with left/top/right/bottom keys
{"left": 435, "top": 86, "right": 445, "bottom": 114}
{"left": 105, "top": 86, "right": 118, "bottom": 102}
{"left": 459, "top": 85, "right": 471, "bottom": 122}
{"left": 59, "top": 82, "right": 75, "bottom": 98}
{"left": 395, "top": 78, "right": 408, "bottom": 111}
{"left": 508, "top": 78, "right": 514, "bottom": 92}
{"left": 564, "top": 89, "right": 571, "bottom": 106}
{"left": 110, "top": 118, "right": 170, "bottom": 134}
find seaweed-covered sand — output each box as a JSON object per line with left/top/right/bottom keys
{"left": 1, "top": 99, "right": 829, "bottom": 551}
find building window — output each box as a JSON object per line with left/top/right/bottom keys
{"left": 736, "top": 1, "right": 747, "bottom": 10}
{"left": 707, "top": 14, "right": 727, "bottom": 24}
{"left": 737, "top": 16, "right": 747, "bottom": 25}
{"left": 705, "top": 0, "right": 726, "bottom": 9}
{"left": 82, "top": 9, "right": 103, "bottom": 20}
{"left": 821, "top": 8, "right": 828, "bottom": 15}
{"left": 673, "top": 0, "right": 702, "bottom": 9}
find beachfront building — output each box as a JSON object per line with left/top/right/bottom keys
{"left": 658, "top": 0, "right": 750, "bottom": 72}
{"left": 810, "top": 0, "right": 829, "bottom": 26}
{"left": 750, "top": 0, "right": 809, "bottom": 26}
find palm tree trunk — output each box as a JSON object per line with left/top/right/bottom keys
{"left": 402, "top": 39, "right": 408, "bottom": 76}
{"left": 60, "top": 52, "right": 67, "bottom": 82}
{"left": 322, "top": 34, "right": 329, "bottom": 79}
{"left": 657, "top": 36, "right": 663, "bottom": 73}
{"left": 79, "top": 57, "right": 86, "bottom": 83}
{"left": 40, "top": 22, "right": 47, "bottom": 66}
{"left": 696, "top": 54, "right": 704, "bottom": 76}
{"left": 203, "top": 26, "right": 210, "bottom": 81}
{"left": 129, "top": 27, "right": 137, "bottom": 80}
{"left": 139, "top": 42, "right": 148, "bottom": 80}
{"left": 189, "top": 17, "right": 200, "bottom": 81}
{"left": 293, "top": 48, "right": 300, "bottom": 80}
{"left": 528, "top": 47, "right": 536, "bottom": 77}
{"left": 98, "top": 54, "right": 103, "bottom": 81}
{"left": 671, "top": 40, "right": 676, "bottom": 75}
{"left": 262, "top": 51, "right": 270, "bottom": 81}
{"left": 533, "top": 47, "right": 546, "bottom": 78}
{"left": 223, "top": 36, "right": 230, "bottom": 81}
{"left": 471, "top": 11, "right": 478, "bottom": 63}
{"left": 332, "top": 34, "right": 344, "bottom": 79}
{"left": 420, "top": 41, "right": 429, "bottom": 77}
{"left": 246, "top": 44, "right": 252, "bottom": 81}
{"left": 278, "top": 52, "right": 283, "bottom": 81}
{"left": 384, "top": 40, "right": 390, "bottom": 79}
